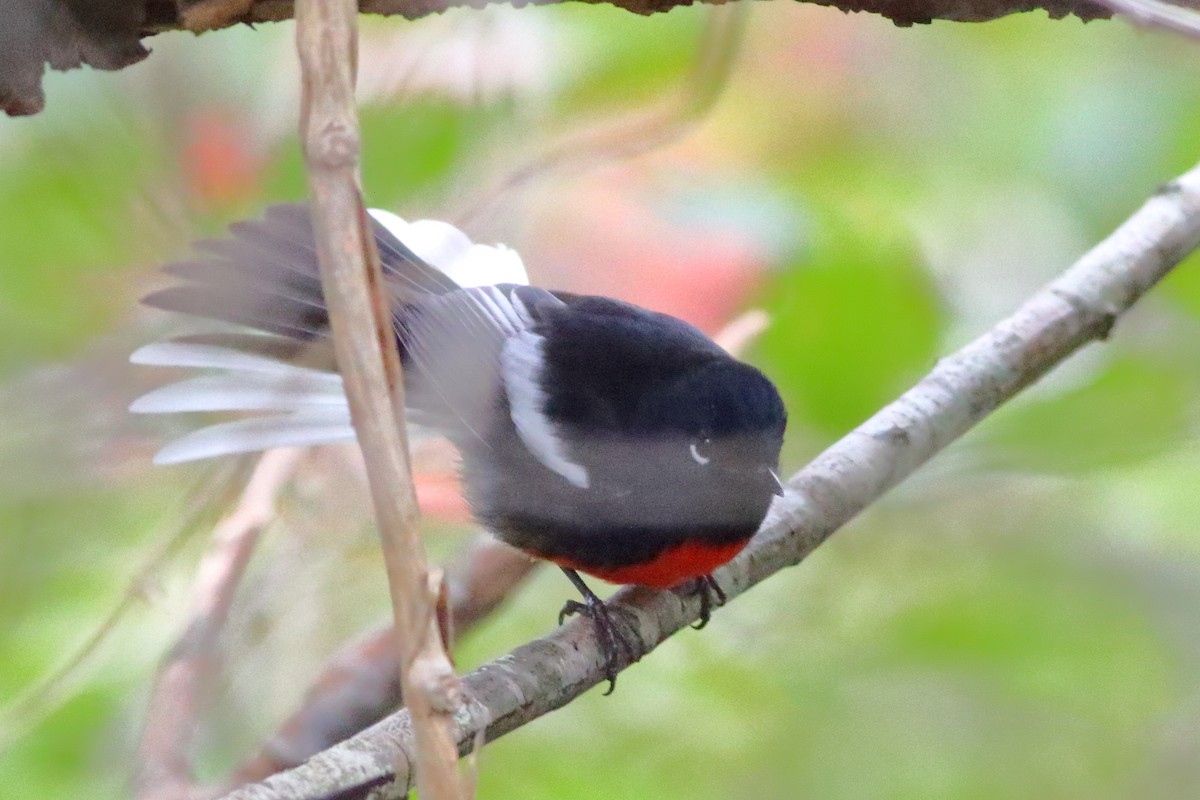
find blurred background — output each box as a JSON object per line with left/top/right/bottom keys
{"left": 3, "top": 4, "right": 1200, "bottom": 798}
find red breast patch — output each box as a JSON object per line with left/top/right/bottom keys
{"left": 553, "top": 538, "right": 750, "bottom": 590}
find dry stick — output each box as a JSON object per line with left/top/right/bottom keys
{"left": 221, "top": 165, "right": 1200, "bottom": 800}
{"left": 223, "top": 310, "right": 765, "bottom": 789}
{"left": 294, "top": 2, "right": 465, "bottom": 800}
{"left": 136, "top": 448, "right": 303, "bottom": 800}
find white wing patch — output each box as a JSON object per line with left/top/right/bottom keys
{"left": 472, "top": 285, "right": 524, "bottom": 334}
{"left": 508, "top": 289, "right": 537, "bottom": 327}
{"left": 500, "top": 331, "right": 589, "bottom": 489}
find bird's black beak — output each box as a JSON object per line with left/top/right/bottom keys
{"left": 768, "top": 469, "right": 785, "bottom": 496}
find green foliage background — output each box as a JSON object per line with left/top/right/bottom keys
{"left": 2, "top": 5, "right": 1200, "bottom": 799}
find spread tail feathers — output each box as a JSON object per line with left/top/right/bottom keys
{"left": 132, "top": 204, "right": 529, "bottom": 463}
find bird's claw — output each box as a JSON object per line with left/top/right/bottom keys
{"left": 558, "top": 592, "right": 636, "bottom": 695}
{"left": 689, "top": 574, "right": 727, "bottom": 630}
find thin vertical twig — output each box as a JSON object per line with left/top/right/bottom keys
{"left": 293, "top": 2, "right": 466, "bottom": 799}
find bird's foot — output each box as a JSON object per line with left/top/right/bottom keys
{"left": 689, "top": 574, "right": 727, "bottom": 630}
{"left": 558, "top": 570, "right": 637, "bottom": 695}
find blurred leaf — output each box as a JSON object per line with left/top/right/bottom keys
{"left": 980, "top": 357, "right": 1190, "bottom": 474}
{"left": 756, "top": 212, "right": 944, "bottom": 435}
{"left": 887, "top": 562, "right": 1172, "bottom": 729}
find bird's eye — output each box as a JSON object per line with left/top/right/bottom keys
{"left": 689, "top": 437, "right": 712, "bottom": 466}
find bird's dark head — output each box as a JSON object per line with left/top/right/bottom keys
{"left": 636, "top": 357, "right": 787, "bottom": 500}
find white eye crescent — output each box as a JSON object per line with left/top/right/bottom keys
{"left": 690, "top": 440, "right": 711, "bottom": 466}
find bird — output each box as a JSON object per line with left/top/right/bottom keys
{"left": 130, "top": 204, "right": 787, "bottom": 691}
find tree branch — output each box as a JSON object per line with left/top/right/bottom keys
{"left": 218, "top": 162, "right": 1200, "bottom": 800}
{"left": 294, "top": 2, "right": 466, "bottom": 799}
{"left": 139, "top": 0, "right": 1112, "bottom": 30}
{"left": 3, "top": 0, "right": 1113, "bottom": 118}
{"left": 1091, "top": 0, "right": 1200, "bottom": 37}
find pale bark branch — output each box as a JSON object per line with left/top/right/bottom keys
{"left": 294, "top": 2, "right": 466, "bottom": 799}
{"left": 1092, "top": 0, "right": 1200, "bottom": 37}
{"left": 218, "top": 163, "right": 1200, "bottom": 800}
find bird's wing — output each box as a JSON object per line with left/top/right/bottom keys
{"left": 401, "top": 284, "right": 578, "bottom": 484}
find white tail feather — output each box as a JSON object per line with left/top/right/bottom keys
{"left": 153, "top": 409, "right": 355, "bottom": 464}
{"left": 130, "top": 372, "right": 346, "bottom": 414}
{"left": 132, "top": 339, "right": 350, "bottom": 460}
{"left": 135, "top": 208, "right": 522, "bottom": 465}
{"left": 132, "top": 340, "right": 307, "bottom": 374}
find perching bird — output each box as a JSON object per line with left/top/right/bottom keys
{"left": 131, "top": 204, "right": 787, "bottom": 689}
